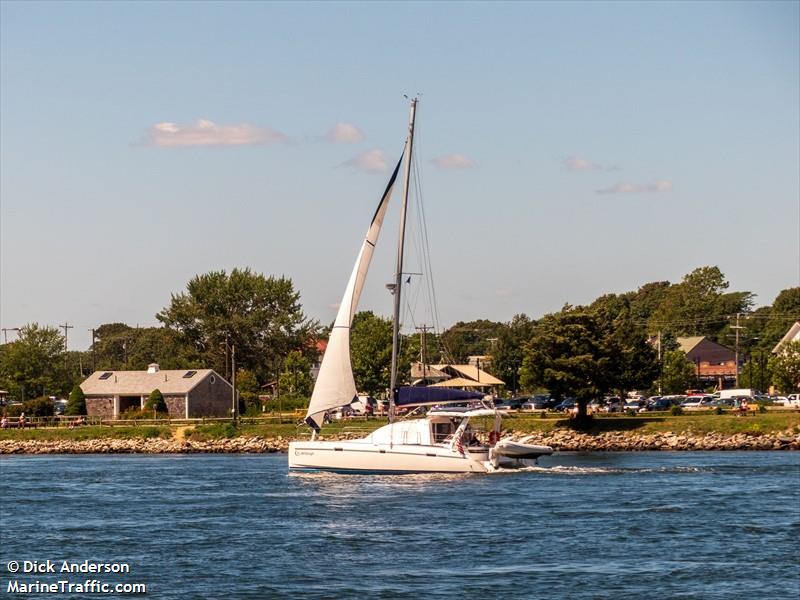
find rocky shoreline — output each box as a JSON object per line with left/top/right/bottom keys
{"left": 1, "top": 428, "right": 799, "bottom": 455}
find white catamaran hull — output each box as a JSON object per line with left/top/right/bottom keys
{"left": 288, "top": 440, "right": 492, "bottom": 474}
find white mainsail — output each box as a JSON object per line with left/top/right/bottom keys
{"left": 304, "top": 157, "right": 403, "bottom": 430}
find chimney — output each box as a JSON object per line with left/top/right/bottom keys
{"left": 147, "top": 363, "right": 160, "bottom": 374}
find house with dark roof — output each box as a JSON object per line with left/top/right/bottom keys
{"left": 677, "top": 336, "right": 737, "bottom": 388}
{"left": 80, "top": 363, "right": 234, "bottom": 419}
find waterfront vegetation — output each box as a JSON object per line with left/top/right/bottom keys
{"left": 0, "top": 425, "right": 172, "bottom": 441}
{"left": 1, "top": 411, "right": 797, "bottom": 443}
{"left": 1, "top": 267, "right": 798, "bottom": 413}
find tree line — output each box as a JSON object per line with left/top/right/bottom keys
{"left": 1, "top": 265, "right": 798, "bottom": 413}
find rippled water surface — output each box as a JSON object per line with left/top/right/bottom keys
{"left": 1, "top": 452, "right": 798, "bottom": 599}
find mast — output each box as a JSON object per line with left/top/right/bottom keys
{"left": 389, "top": 97, "right": 418, "bottom": 422}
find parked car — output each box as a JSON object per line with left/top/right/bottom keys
{"left": 647, "top": 397, "right": 673, "bottom": 411}
{"left": 351, "top": 395, "right": 377, "bottom": 415}
{"left": 681, "top": 395, "right": 715, "bottom": 409}
{"left": 554, "top": 399, "right": 577, "bottom": 412}
{"left": 785, "top": 394, "right": 800, "bottom": 407}
{"left": 521, "top": 395, "right": 553, "bottom": 411}
{"left": 623, "top": 400, "right": 647, "bottom": 413}
{"left": 495, "top": 397, "right": 529, "bottom": 411}
{"left": 588, "top": 397, "right": 621, "bottom": 413}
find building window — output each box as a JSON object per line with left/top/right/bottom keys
{"left": 99, "top": 372, "right": 113, "bottom": 380}
{"left": 183, "top": 370, "right": 197, "bottom": 378}
{"left": 210, "top": 375, "right": 216, "bottom": 384}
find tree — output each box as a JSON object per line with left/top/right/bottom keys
{"left": 489, "top": 314, "right": 536, "bottom": 395}
{"left": 755, "top": 288, "right": 800, "bottom": 353}
{"left": 236, "top": 368, "right": 262, "bottom": 413}
{"left": 278, "top": 351, "right": 313, "bottom": 399}
{"left": 659, "top": 350, "right": 697, "bottom": 394}
{"left": 520, "top": 307, "right": 610, "bottom": 418}
{"left": 649, "top": 266, "right": 752, "bottom": 341}
{"left": 770, "top": 341, "right": 800, "bottom": 393}
{"left": 439, "top": 319, "right": 504, "bottom": 363}
{"left": 157, "top": 268, "right": 315, "bottom": 382}
{"left": 145, "top": 389, "right": 167, "bottom": 413}
{"left": 0, "top": 323, "right": 67, "bottom": 401}
{"left": 22, "top": 396, "right": 55, "bottom": 417}
{"left": 591, "top": 295, "right": 659, "bottom": 397}
{"left": 350, "top": 311, "right": 394, "bottom": 396}
{"left": 65, "top": 385, "right": 86, "bottom": 416}
{"left": 92, "top": 323, "right": 197, "bottom": 371}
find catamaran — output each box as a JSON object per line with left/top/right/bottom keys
{"left": 288, "top": 99, "right": 552, "bottom": 474}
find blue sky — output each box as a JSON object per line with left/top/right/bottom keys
{"left": 1, "top": 0, "right": 798, "bottom": 350}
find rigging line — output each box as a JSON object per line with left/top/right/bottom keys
{"left": 411, "top": 156, "right": 435, "bottom": 331}
{"left": 412, "top": 148, "right": 442, "bottom": 336}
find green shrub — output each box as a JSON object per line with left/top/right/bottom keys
{"left": 139, "top": 426, "right": 167, "bottom": 439}
{"left": 119, "top": 407, "right": 169, "bottom": 420}
{"left": 714, "top": 405, "right": 724, "bottom": 415}
{"left": 758, "top": 402, "right": 768, "bottom": 414}
{"left": 22, "top": 396, "right": 55, "bottom": 417}
{"left": 185, "top": 422, "right": 238, "bottom": 440}
{"left": 670, "top": 405, "right": 684, "bottom": 416}
{"left": 5, "top": 404, "right": 23, "bottom": 417}
{"left": 144, "top": 389, "right": 167, "bottom": 413}
{"left": 65, "top": 385, "right": 86, "bottom": 416}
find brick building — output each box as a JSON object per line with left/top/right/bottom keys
{"left": 677, "top": 336, "right": 738, "bottom": 388}
{"left": 80, "top": 363, "right": 234, "bottom": 419}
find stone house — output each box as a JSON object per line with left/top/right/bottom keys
{"left": 80, "top": 363, "right": 234, "bottom": 419}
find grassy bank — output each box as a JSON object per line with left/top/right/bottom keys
{"left": 0, "top": 425, "right": 172, "bottom": 441}
{"left": 505, "top": 411, "right": 800, "bottom": 436}
{"left": 1, "top": 411, "right": 797, "bottom": 442}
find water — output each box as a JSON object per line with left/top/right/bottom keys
{"left": 1, "top": 452, "right": 798, "bottom": 599}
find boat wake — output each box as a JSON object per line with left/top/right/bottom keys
{"left": 487, "top": 465, "right": 707, "bottom": 475}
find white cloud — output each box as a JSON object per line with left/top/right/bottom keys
{"left": 431, "top": 154, "right": 476, "bottom": 169}
{"left": 325, "top": 122, "right": 365, "bottom": 143}
{"left": 596, "top": 180, "right": 673, "bottom": 194}
{"left": 340, "top": 149, "right": 388, "bottom": 173}
{"left": 564, "top": 156, "right": 602, "bottom": 171}
{"left": 143, "top": 119, "right": 287, "bottom": 147}
{"left": 495, "top": 288, "right": 513, "bottom": 298}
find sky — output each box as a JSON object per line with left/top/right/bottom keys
{"left": 1, "top": 0, "right": 799, "bottom": 351}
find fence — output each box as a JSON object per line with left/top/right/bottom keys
{"left": 0, "top": 413, "right": 385, "bottom": 429}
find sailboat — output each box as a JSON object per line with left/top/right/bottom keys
{"left": 288, "top": 99, "right": 552, "bottom": 474}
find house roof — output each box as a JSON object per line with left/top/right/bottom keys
{"left": 773, "top": 321, "right": 800, "bottom": 354}
{"left": 677, "top": 336, "right": 705, "bottom": 354}
{"left": 432, "top": 364, "right": 505, "bottom": 386}
{"left": 428, "top": 377, "right": 494, "bottom": 389}
{"left": 410, "top": 362, "right": 450, "bottom": 381}
{"left": 80, "top": 369, "right": 227, "bottom": 396}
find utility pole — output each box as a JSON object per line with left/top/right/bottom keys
{"left": 657, "top": 331, "right": 662, "bottom": 395}
{"left": 415, "top": 324, "right": 432, "bottom": 380}
{"left": 231, "top": 343, "right": 237, "bottom": 425}
{"left": 731, "top": 313, "right": 745, "bottom": 387}
{"left": 88, "top": 328, "right": 97, "bottom": 372}
{"left": 2, "top": 327, "right": 20, "bottom": 343}
{"left": 59, "top": 322, "right": 74, "bottom": 370}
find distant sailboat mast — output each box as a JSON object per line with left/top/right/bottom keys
{"left": 389, "top": 97, "right": 418, "bottom": 423}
